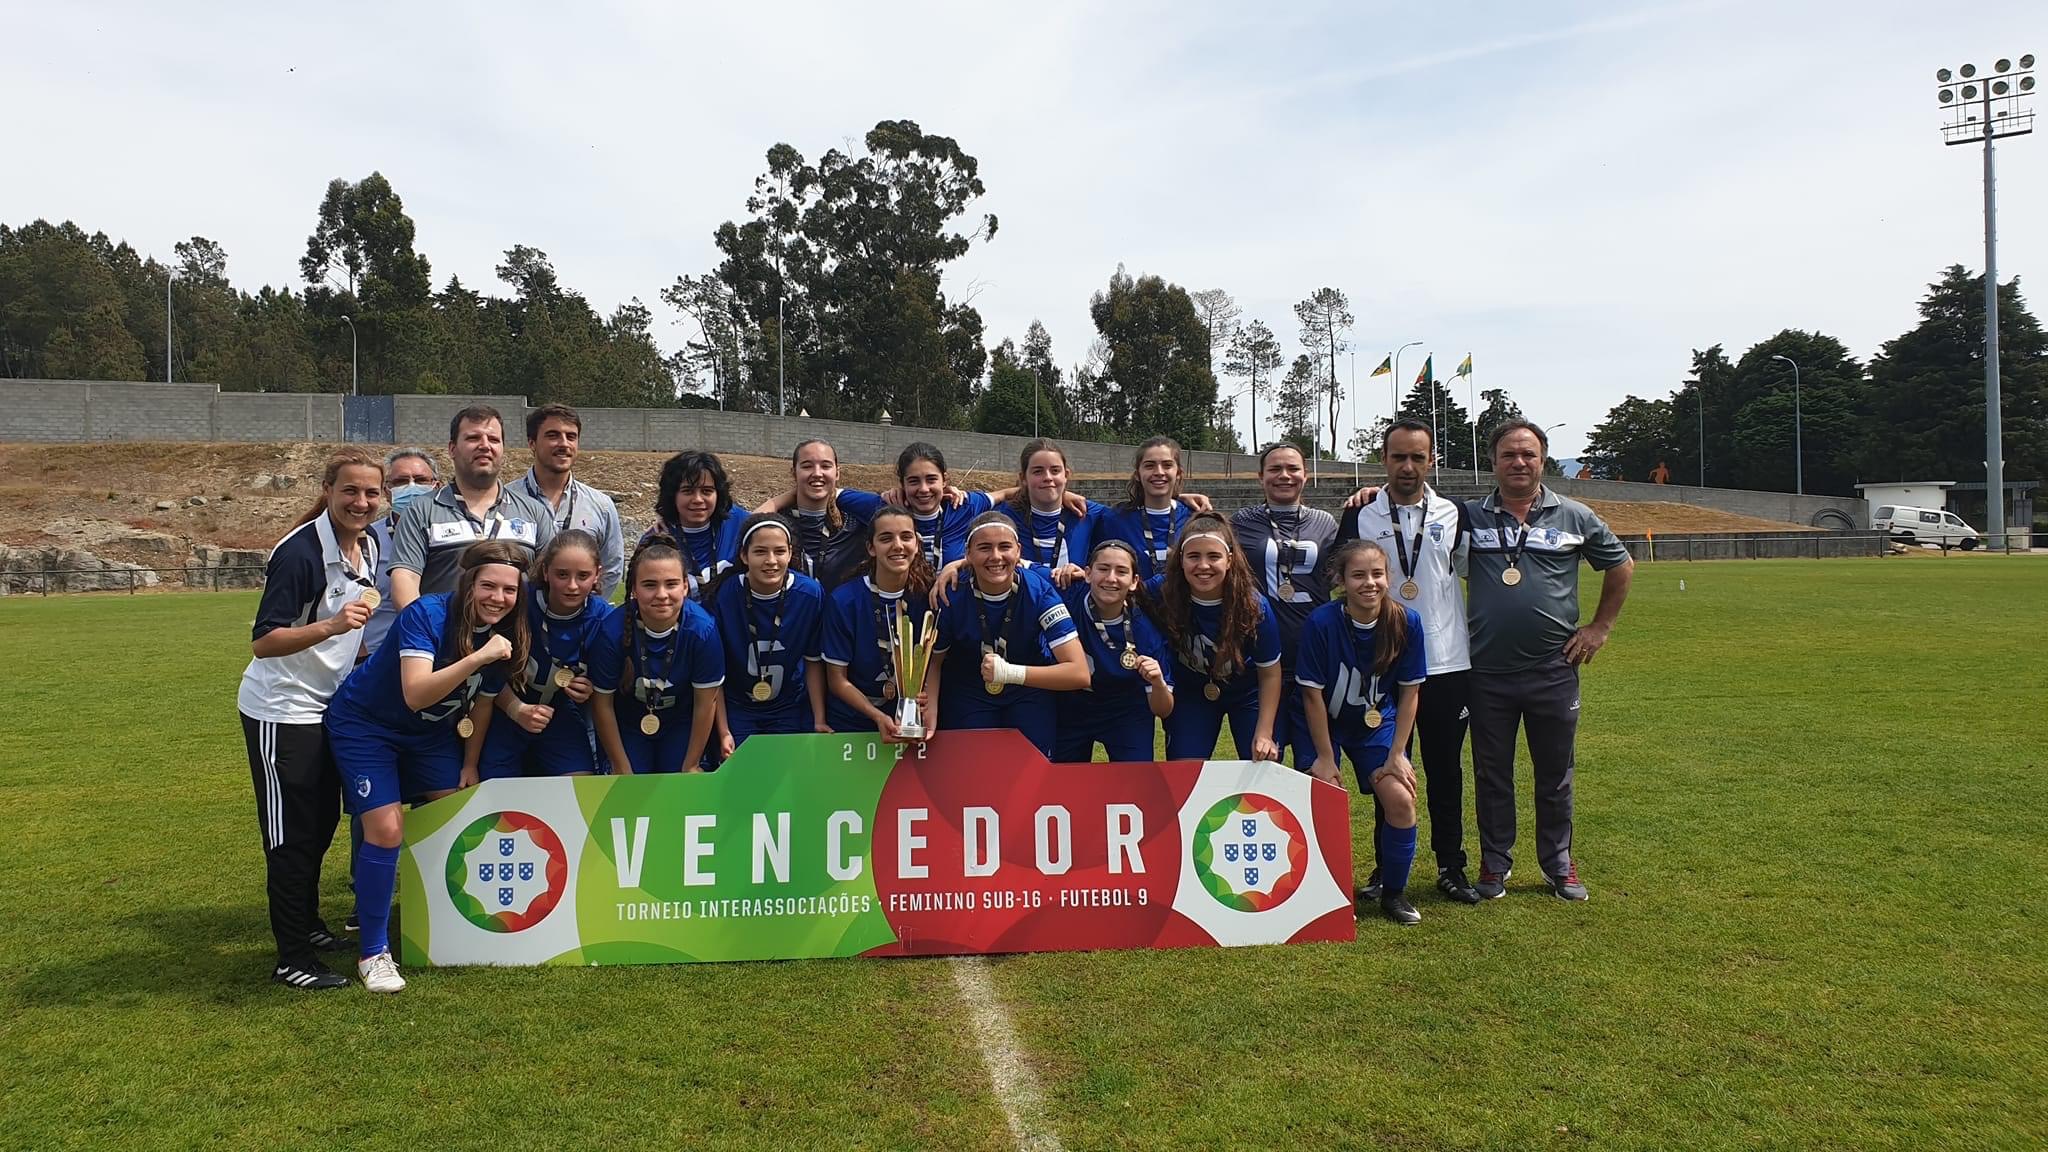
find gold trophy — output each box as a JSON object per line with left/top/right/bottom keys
{"left": 890, "top": 607, "right": 937, "bottom": 741}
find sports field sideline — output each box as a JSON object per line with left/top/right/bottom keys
{"left": 2, "top": 558, "right": 2043, "bottom": 1150}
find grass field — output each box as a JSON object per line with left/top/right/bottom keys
{"left": 3, "top": 558, "right": 2045, "bottom": 1150}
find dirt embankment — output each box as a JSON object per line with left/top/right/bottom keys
{"left": 0, "top": 442, "right": 1817, "bottom": 580}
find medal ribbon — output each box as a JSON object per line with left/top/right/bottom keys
{"left": 1502, "top": 502, "right": 1551, "bottom": 572}
{"left": 1265, "top": 505, "right": 1300, "bottom": 589}
{"left": 978, "top": 586, "right": 1017, "bottom": 662}
{"left": 870, "top": 587, "right": 901, "bottom": 699}
{"left": 1085, "top": 595, "right": 1130, "bottom": 669}
{"left": 523, "top": 472, "right": 579, "bottom": 532}
{"left": 1388, "top": 497, "right": 1425, "bottom": 588}
{"left": 630, "top": 616, "right": 687, "bottom": 715}
{"left": 744, "top": 579, "right": 787, "bottom": 701}
{"left": 1343, "top": 614, "right": 1384, "bottom": 721}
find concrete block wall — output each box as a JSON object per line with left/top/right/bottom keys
{"left": 392, "top": 395, "right": 530, "bottom": 446}
{"left": 213, "top": 393, "right": 344, "bottom": 442}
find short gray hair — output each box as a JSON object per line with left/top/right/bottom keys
{"left": 383, "top": 447, "right": 438, "bottom": 479}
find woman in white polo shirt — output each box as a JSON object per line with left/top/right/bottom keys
{"left": 236, "top": 447, "right": 384, "bottom": 991}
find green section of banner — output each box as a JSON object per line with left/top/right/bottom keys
{"left": 568, "top": 734, "right": 900, "bottom": 963}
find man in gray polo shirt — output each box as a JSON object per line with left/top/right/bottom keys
{"left": 389, "top": 404, "right": 555, "bottom": 608}
{"left": 1464, "top": 419, "right": 1632, "bottom": 901}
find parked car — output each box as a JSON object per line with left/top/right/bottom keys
{"left": 1872, "top": 505, "right": 1980, "bottom": 549}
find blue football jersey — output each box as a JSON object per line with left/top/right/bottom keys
{"left": 588, "top": 600, "right": 724, "bottom": 722}
{"left": 329, "top": 592, "right": 508, "bottom": 734}
{"left": 1099, "top": 503, "right": 1191, "bottom": 582}
{"left": 516, "top": 589, "right": 614, "bottom": 725}
{"left": 935, "top": 566, "right": 1077, "bottom": 692}
{"left": 713, "top": 571, "right": 825, "bottom": 722}
{"left": 1295, "top": 600, "right": 1428, "bottom": 749}
{"left": 1063, "top": 581, "right": 1174, "bottom": 703}
{"left": 997, "top": 499, "right": 1112, "bottom": 570}
{"left": 1143, "top": 574, "right": 1282, "bottom": 707}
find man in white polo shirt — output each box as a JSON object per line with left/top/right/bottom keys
{"left": 1338, "top": 419, "right": 1482, "bottom": 904}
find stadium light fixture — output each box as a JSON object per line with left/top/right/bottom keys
{"left": 1937, "top": 52, "right": 2034, "bottom": 541}
{"left": 338, "top": 315, "right": 358, "bottom": 397}
{"left": 1770, "top": 354, "right": 1804, "bottom": 495}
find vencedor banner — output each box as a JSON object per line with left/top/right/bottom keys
{"left": 398, "top": 729, "right": 1354, "bottom": 966}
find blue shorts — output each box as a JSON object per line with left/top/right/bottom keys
{"left": 617, "top": 706, "right": 706, "bottom": 774}
{"left": 1163, "top": 688, "right": 1260, "bottom": 761}
{"left": 1275, "top": 681, "right": 1314, "bottom": 770}
{"left": 1055, "top": 689, "right": 1158, "bottom": 762}
{"left": 1345, "top": 743, "right": 1391, "bottom": 792}
{"left": 480, "top": 712, "right": 599, "bottom": 779}
{"left": 327, "top": 713, "right": 461, "bottom": 814}
{"left": 942, "top": 682, "right": 1056, "bottom": 759}
{"left": 727, "top": 703, "right": 811, "bottom": 745}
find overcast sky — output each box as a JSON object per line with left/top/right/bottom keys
{"left": 7, "top": 0, "right": 2042, "bottom": 458}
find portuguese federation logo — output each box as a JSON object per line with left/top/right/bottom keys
{"left": 1191, "top": 793, "right": 1307, "bottom": 912}
{"left": 445, "top": 812, "right": 569, "bottom": 933}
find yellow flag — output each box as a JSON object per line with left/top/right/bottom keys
{"left": 1455, "top": 354, "right": 1473, "bottom": 378}
{"left": 1369, "top": 355, "right": 1392, "bottom": 377}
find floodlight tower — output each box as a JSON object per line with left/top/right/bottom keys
{"left": 1937, "top": 54, "right": 2034, "bottom": 542}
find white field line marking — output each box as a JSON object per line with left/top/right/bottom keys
{"left": 948, "top": 956, "right": 1065, "bottom": 1152}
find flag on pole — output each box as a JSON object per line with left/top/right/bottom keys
{"left": 1455, "top": 353, "right": 1473, "bottom": 378}
{"left": 1370, "top": 355, "right": 1392, "bottom": 378}
{"left": 1414, "top": 355, "right": 1433, "bottom": 387}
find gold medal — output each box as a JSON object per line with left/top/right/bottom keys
{"left": 640, "top": 713, "right": 661, "bottom": 736}
{"left": 1203, "top": 682, "right": 1221, "bottom": 702}
{"left": 1363, "top": 709, "right": 1383, "bottom": 729}
{"left": 750, "top": 680, "right": 773, "bottom": 702}
{"left": 358, "top": 587, "right": 380, "bottom": 610}
{"left": 551, "top": 666, "right": 574, "bottom": 689}
{"left": 456, "top": 717, "right": 475, "bottom": 739}
{"left": 1399, "top": 580, "right": 1419, "bottom": 600}
{"left": 1119, "top": 647, "right": 1139, "bottom": 671}
{"left": 1276, "top": 580, "right": 1295, "bottom": 600}
{"left": 1502, "top": 566, "right": 1523, "bottom": 587}
{"left": 881, "top": 679, "right": 897, "bottom": 701}
{"left": 986, "top": 680, "right": 1005, "bottom": 696}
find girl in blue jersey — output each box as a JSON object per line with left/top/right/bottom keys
{"left": 588, "top": 536, "right": 724, "bottom": 773}
{"left": 1297, "top": 538, "right": 1429, "bottom": 925}
{"left": 1054, "top": 540, "right": 1175, "bottom": 763}
{"left": 477, "top": 529, "right": 612, "bottom": 781}
{"left": 325, "top": 539, "right": 531, "bottom": 992}
{"left": 823, "top": 506, "right": 938, "bottom": 738}
{"left": 996, "top": 438, "right": 1111, "bottom": 582}
{"left": 645, "top": 451, "right": 745, "bottom": 596}
{"left": 710, "top": 515, "right": 829, "bottom": 755}
{"left": 1148, "top": 513, "right": 1283, "bottom": 762}
{"left": 881, "top": 442, "right": 994, "bottom": 569}
{"left": 928, "top": 513, "right": 1090, "bottom": 758}
{"left": 1102, "top": 436, "right": 1204, "bottom": 582}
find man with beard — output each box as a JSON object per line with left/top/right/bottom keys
{"left": 1338, "top": 419, "right": 1481, "bottom": 905}
{"left": 516, "top": 403, "right": 623, "bottom": 599}
{"left": 388, "top": 405, "right": 555, "bottom": 608}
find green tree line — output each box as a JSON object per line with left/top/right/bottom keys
{"left": 1581, "top": 267, "right": 2048, "bottom": 494}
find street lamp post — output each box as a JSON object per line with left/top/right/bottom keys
{"left": 1692, "top": 379, "right": 1706, "bottom": 487}
{"left": 1770, "top": 354, "right": 1803, "bottom": 494}
{"left": 1937, "top": 53, "right": 2034, "bottom": 542}
{"left": 1391, "top": 341, "right": 1423, "bottom": 416}
{"left": 338, "top": 315, "right": 358, "bottom": 397}
{"left": 165, "top": 268, "right": 175, "bottom": 384}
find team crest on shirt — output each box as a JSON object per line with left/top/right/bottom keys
{"left": 1428, "top": 523, "right": 1443, "bottom": 541}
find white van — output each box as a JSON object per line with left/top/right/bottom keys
{"left": 1872, "top": 505, "right": 1981, "bottom": 549}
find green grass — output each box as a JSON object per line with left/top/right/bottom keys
{"left": 3, "top": 558, "right": 2046, "bottom": 1150}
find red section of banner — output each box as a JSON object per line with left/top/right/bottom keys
{"left": 862, "top": 730, "right": 1354, "bottom": 956}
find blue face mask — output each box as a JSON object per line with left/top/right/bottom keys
{"left": 389, "top": 482, "right": 434, "bottom": 514}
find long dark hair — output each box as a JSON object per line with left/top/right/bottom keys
{"left": 1121, "top": 436, "right": 1183, "bottom": 510}
{"left": 1155, "top": 513, "right": 1261, "bottom": 678}
{"left": 454, "top": 540, "right": 531, "bottom": 693}
{"left": 619, "top": 534, "right": 686, "bottom": 687}
{"left": 528, "top": 528, "right": 603, "bottom": 607}
{"left": 296, "top": 447, "right": 385, "bottom": 527}
{"left": 1009, "top": 437, "right": 1067, "bottom": 520}
{"left": 656, "top": 450, "right": 733, "bottom": 534}
{"left": 851, "top": 505, "right": 935, "bottom": 601}
{"left": 791, "top": 438, "right": 844, "bottom": 533}
{"left": 705, "top": 512, "right": 795, "bottom": 605}
{"left": 896, "top": 441, "right": 948, "bottom": 482}
{"left": 1325, "top": 538, "right": 1411, "bottom": 677}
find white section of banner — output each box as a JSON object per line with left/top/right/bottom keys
{"left": 410, "top": 778, "right": 588, "bottom": 965}
{"left": 1170, "top": 760, "right": 1349, "bottom": 946}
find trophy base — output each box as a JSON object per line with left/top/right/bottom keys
{"left": 895, "top": 723, "right": 926, "bottom": 741}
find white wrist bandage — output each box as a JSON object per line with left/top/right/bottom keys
{"left": 990, "top": 656, "right": 1028, "bottom": 686}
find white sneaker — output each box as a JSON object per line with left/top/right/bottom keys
{"left": 358, "top": 952, "right": 406, "bottom": 994}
